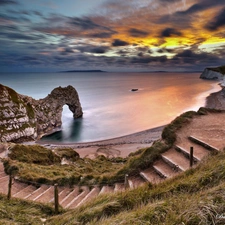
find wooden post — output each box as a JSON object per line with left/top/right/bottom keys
{"left": 190, "top": 146, "right": 194, "bottom": 168}
{"left": 54, "top": 183, "right": 59, "bottom": 214}
{"left": 7, "top": 174, "right": 13, "bottom": 200}
{"left": 125, "top": 174, "right": 129, "bottom": 189}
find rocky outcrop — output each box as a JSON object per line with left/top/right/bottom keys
{"left": 200, "top": 68, "right": 224, "bottom": 80}
{"left": 0, "top": 84, "right": 82, "bottom": 142}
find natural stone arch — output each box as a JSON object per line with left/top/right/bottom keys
{"left": 0, "top": 84, "right": 83, "bottom": 142}
{"left": 35, "top": 85, "right": 83, "bottom": 137}
{"left": 45, "top": 85, "right": 83, "bottom": 118}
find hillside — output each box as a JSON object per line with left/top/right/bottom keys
{"left": 1, "top": 147, "right": 225, "bottom": 224}
{"left": 1, "top": 108, "right": 225, "bottom": 224}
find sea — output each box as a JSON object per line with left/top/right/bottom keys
{"left": 0, "top": 72, "right": 221, "bottom": 143}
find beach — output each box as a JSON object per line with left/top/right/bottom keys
{"left": 40, "top": 125, "right": 164, "bottom": 158}
{"left": 37, "top": 85, "right": 225, "bottom": 159}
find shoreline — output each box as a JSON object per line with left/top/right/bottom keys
{"left": 36, "top": 84, "right": 225, "bottom": 158}
{"left": 37, "top": 125, "right": 165, "bottom": 147}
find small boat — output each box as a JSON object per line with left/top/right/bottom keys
{"left": 131, "top": 88, "right": 138, "bottom": 92}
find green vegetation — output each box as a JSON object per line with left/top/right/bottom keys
{"left": 6, "top": 146, "right": 125, "bottom": 186}
{"left": 5, "top": 108, "right": 222, "bottom": 187}
{"left": 2, "top": 148, "right": 225, "bottom": 224}
{"left": 1, "top": 107, "right": 225, "bottom": 224}
{"left": 0, "top": 194, "right": 55, "bottom": 224}
{"left": 54, "top": 148, "right": 80, "bottom": 161}
{"left": 8, "top": 144, "right": 61, "bottom": 165}
{"left": 46, "top": 150, "right": 225, "bottom": 225}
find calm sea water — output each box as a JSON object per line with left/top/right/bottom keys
{"left": 0, "top": 72, "right": 220, "bottom": 143}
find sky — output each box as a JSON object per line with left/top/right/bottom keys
{"left": 0, "top": 0, "right": 225, "bottom": 72}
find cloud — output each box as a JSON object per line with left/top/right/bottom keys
{"left": 205, "top": 7, "right": 225, "bottom": 31}
{"left": 161, "top": 28, "right": 182, "bottom": 37}
{"left": 128, "top": 28, "right": 149, "bottom": 37}
{"left": 69, "top": 17, "right": 103, "bottom": 30}
{"left": 0, "top": 0, "right": 18, "bottom": 5}
{"left": 112, "top": 39, "right": 129, "bottom": 47}
{"left": 76, "top": 45, "right": 110, "bottom": 54}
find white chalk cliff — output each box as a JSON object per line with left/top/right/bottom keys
{"left": 0, "top": 84, "right": 83, "bottom": 142}
{"left": 200, "top": 68, "right": 224, "bottom": 80}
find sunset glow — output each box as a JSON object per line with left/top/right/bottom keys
{"left": 0, "top": 0, "right": 225, "bottom": 72}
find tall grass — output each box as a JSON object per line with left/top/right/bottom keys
{"left": 47, "top": 150, "right": 225, "bottom": 225}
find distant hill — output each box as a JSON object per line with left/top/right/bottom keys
{"left": 62, "top": 70, "right": 106, "bottom": 73}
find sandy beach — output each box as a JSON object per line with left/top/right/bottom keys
{"left": 38, "top": 85, "right": 225, "bottom": 159}
{"left": 40, "top": 125, "right": 164, "bottom": 158}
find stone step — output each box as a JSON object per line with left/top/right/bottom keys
{"left": 189, "top": 136, "right": 220, "bottom": 152}
{"left": 176, "top": 139, "right": 209, "bottom": 161}
{"left": 0, "top": 151, "right": 8, "bottom": 159}
{"left": 140, "top": 168, "right": 164, "bottom": 184}
{"left": 11, "top": 181, "right": 28, "bottom": 196}
{"left": 13, "top": 185, "right": 37, "bottom": 199}
{"left": 99, "top": 186, "right": 114, "bottom": 195}
{"left": 34, "top": 186, "right": 55, "bottom": 203}
{"left": 55, "top": 187, "right": 72, "bottom": 204}
{"left": 114, "top": 183, "right": 125, "bottom": 192}
{"left": 75, "top": 187, "right": 100, "bottom": 208}
{"left": 162, "top": 148, "right": 190, "bottom": 171}
{"left": 66, "top": 186, "right": 90, "bottom": 209}
{"left": 128, "top": 176, "right": 146, "bottom": 189}
{"left": 0, "top": 172, "right": 7, "bottom": 178}
{"left": 60, "top": 187, "right": 79, "bottom": 208}
{"left": 25, "top": 185, "right": 49, "bottom": 200}
{"left": 0, "top": 162, "right": 4, "bottom": 172}
{"left": 0, "top": 176, "right": 9, "bottom": 194}
{"left": 153, "top": 159, "right": 178, "bottom": 179}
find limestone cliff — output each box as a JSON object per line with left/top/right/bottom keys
{"left": 0, "top": 84, "right": 83, "bottom": 142}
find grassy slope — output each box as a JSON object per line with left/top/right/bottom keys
{"left": 47, "top": 150, "right": 225, "bottom": 225}
{"left": 0, "top": 195, "right": 55, "bottom": 225}
{"left": 1, "top": 150, "right": 225, "bottom": 224}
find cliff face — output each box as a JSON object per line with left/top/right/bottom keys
{"left": 0, "top": 84, "right": 83, "bottom": 142}
{"left": 200, "top": 68, "right": 224, "bottom": 80}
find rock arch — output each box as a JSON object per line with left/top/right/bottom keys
{"left": 0, "top": 84, "right": 83, "bottom": 142}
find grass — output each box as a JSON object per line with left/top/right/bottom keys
{"left": 46, "top": 150, "right": 225, "bottom": 225}
{"left": 5, "top": 108, "right": 223, "bottom": 186}
{"left": 0, "top": 194, "right": 55, "bottom": 225}
{"left": 6, "top": 147, "right": 125, "bottom": 186}
{"left": 8, "top": 144, "right": 61, "bottom": 165}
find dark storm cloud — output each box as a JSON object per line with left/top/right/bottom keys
{"left": 158, "top": 0, "right": 225, "bottom": 29}
{"left": 34, "top": 15, "right": 116, "bottom": 39}
{"left": 3, "top": 32, "right": 43, "bottom": 40}
{"left": 19, "top": 56, "right": 38, "bottom": 61}
{"left": 173, "top": 49, "right": 221, "bottom": 65}
{"left": 0, "top": 0, "right": 18, "bottom": 5}
{"left": 90, "top": 31, "right": 116, "bottom": 38}
{"left": 177, "top": 0, "right": 225, "bottom": 15}
{"left": 112, "top": 39, "right": 129, "bottom": 47}
{"left": 130, "top": 55, "right": 167, "bottom": 64}
{"left": 128, "top": 28, "right": 149, "bottom": 37}
{"left": 205, "top": 7, "right": 225, "bottom": 31}
{"left": 76, "top": 45, "right": 110, "bottom": 54}
{"left": 161, "top": 28, "right": 182, "bottom": 37}
{"left": 69, "top": 17, "right": 113, "bottom": 33}
{"left": 69, "top": 17, "right": 101, "bottom": 30}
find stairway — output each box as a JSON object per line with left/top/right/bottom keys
{"left": 0, "top": 135, "right": 221, "bottom": 209}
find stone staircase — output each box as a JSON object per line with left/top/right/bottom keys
{"left": 0, "top": 135, "right": 221, "bottom": 209}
